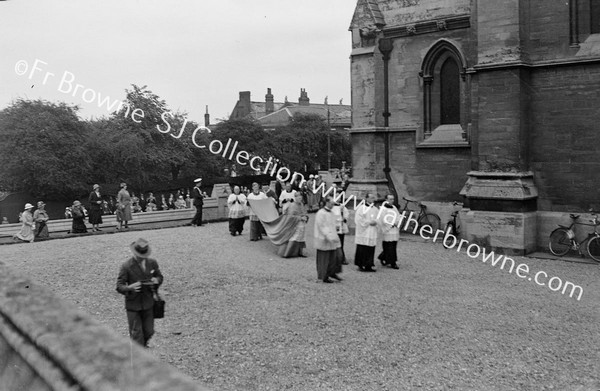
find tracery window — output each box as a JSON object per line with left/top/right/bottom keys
{"left": 419, "top": 40, "right": 468, "bottom": 145}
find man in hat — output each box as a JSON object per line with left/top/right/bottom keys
{"left": 191, "top": 177, "right": 204, "bottom": 226}
{"left": 116, "top": 238, "right": 164, "bottom": 347}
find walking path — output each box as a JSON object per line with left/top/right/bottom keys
{"left": 1, "top": 221, "right": 598, "bottom": 390}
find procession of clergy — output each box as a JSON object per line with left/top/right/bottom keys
{"left": 227, "top": 181, "right": 400, "bottom": 284}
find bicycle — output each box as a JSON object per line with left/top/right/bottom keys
{"left": 548, "top": 212, "right": 600, "bottom": 262}
{"left": 399, "top": 197, "right": 441, "bottom": 234}
{"left": 443, "top": 201, "right": 462, "bottom": 249}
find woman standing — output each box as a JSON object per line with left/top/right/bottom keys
{"left": 33, "top": 201, "right": 50, "bottom": 239}
{"left": 227, "top": 186, "right": 247, "bottom": 236}
{"left": 116, "top": 182, "right": 133, "bottom": 230}
{"left": 88, "top": 184, "right": 103, "bottom": 232}
{"left": 71, "top": 200, "right": 88, "bottom": 234}
{"left": 13, "top": 203, "right": 35, "bottom": 243}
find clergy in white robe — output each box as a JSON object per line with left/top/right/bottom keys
{"left": 354, "top": 193, "right": 379, "bottom": 272}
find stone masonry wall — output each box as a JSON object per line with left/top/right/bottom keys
{"left": 529, "top": 64, "right": 600, "bottom": 212}
{"left": 351, "top": 53, "right": 378, "bottom": 128}
{"left": 527, "top": 0, "right": 580, "bottom": 61}
{"left": 473, "top": 68, "right": 531, "bottom": 171}
{"left": 389, "top": 131, "right": 471, "bottom": 201}
{"left": 377, "top": 0, "right": 470, "bottom": 26}
{"left": 351, "top": 132, "right": 387, "bottom": 181}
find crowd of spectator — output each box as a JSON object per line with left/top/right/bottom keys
{"left": 11, "top": 184, "right": 203, "bottom": 242}
{"left": 9, "top": 172, "right": 351, "bottom": 243}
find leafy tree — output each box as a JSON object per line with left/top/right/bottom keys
{"left": 0, "top": 99, "right": 91, "bottom": 198}
{"left": 271, "top": 113, "right": 351, "bottom": 173}
{"left": 210, "top": 118, "right": 272, "bottom": 176}
{"left": 109, "top": 85, "right": 196, "bottom": 185}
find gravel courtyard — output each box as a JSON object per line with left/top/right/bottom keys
{"left": 1, "top": 221, "right": 599, "bottom": 390}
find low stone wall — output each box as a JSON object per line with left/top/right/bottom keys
{"left": 0, "top": 197, "right": 229, "bottom": 238}
{"left": 0, "top": 262, "right": 210, "bottom": 391}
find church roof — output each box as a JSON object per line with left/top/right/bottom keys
{"left": 349, "top": 0, "right": 386, "bottom": 30}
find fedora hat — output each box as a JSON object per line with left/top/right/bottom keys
{"left": 24, "top": 203, "right": 34, "bottom": 210}
{"left": 130, "top": 238, "right": 152, "bottom": 258}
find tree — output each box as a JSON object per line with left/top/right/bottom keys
{"left": 0, "top": 99, "right": 91, "bottom": 198}
{"left": 210, "top": 118, "right": 272, "bottom": 176}
{"left": 271, "top": 113, "right": 351, "bottom": 173}
{"left": 99, "top": 84, "right": 199, "bottom": 188}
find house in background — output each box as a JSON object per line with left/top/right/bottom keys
{"left": 229, "top": 88, "right": 351, "bottom": 131}
{"left": 347, "top": 0, "right": 600, "bottom": 254}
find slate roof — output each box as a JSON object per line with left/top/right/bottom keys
{"left": 256, "top": 103, "right": 351, "bottom": 127}
{"left": 248, "top": 101, "right": 287, "bottom": 119}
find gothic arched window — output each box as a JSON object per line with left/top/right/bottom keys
{"left": 419, "top": 40, "right": 468, "bottom": 145}
{"left": 440, "top": 57, "right": 460, "bottom": 125}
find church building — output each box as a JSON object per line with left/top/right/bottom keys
{"left": 347, "top": 0, "right": 600, "bottom": 253}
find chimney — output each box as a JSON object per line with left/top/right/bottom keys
{"left": 204, "top": 105, "right": 210, "bottom": 126}
{"left": 298, "top": 88, "right": 310, "bottom": 106}
{"left": 237, "top": 91, "right": 251, "bottom": 117}
{"left": 265, "top": 88, "right": 274, "bottom": 114}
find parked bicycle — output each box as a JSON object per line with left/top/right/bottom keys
{"left": 399, "top": 197, "right": 441, "bottom": 234}
{"left": 548, "top": 212, "right": 600, "bottom": 262}
{"left": 443, "top": 201, "right": 462, "bottom": 249}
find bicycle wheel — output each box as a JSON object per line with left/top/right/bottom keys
{"left": 400, "top": 209, "right": 419, "bottom": 233}
{"left": 418, "top": 213, "right": 441, "bottom": 233}
{"left": 586, "top": 236, "right": 600, "bottom": 262}
{"left": 548, "top": 228, "right": 571, "bottom": 256}
{"left": 442, "top": 222, "right": 455, "bottom": 249}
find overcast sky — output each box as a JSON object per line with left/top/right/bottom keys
{"left": 0, "top": 0, "right": 356, "bottom": 123}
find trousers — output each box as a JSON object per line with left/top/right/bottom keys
{"left": 191, "top": 206, "right": 203, "bottom": 226}
{"left": 126, "top": 307, "right": 155, "bottom": 347}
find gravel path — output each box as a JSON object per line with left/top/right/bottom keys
{"left": 1, "top": 221, "right": 599, "bottom": 390}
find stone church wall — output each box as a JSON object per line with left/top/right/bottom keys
{"left": 389, "top": 131, "right": 471, "bottom": 201}
{"left": 529, "top": 64, "right": 600, "bottom": 212}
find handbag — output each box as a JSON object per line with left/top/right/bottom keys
{"left": 152, "top": 291, "right": 165, "bottom": 319}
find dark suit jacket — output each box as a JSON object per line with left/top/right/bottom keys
{"left": 116, "top": 257, "right": 163, "bottom": 311}
{"left": 192, "top": 186, "right": 204, "bottom": 207}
